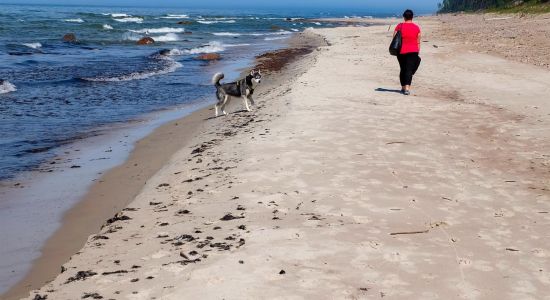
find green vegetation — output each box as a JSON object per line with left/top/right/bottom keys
{"left": 438, "top": 0, "right": 550, "bottom": 13}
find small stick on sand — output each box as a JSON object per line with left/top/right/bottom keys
{"left": 390, "top": 229, "right": 429, "bottom": 236}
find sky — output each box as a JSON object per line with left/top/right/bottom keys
{"left": 0, "top": 0, "right": 441, "bottom": 13}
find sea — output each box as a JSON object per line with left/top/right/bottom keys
{"left": 0, "top": 3, "right": 390, "bottom": 295}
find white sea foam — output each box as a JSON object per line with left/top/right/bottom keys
{"left": 183, "top": 41, "right": 225, "bottom": 54}
{"left": 130, "top": 27, "right": 185, "bottom": 34}
{"left": 0, "top": 80, "right": 17, "bottom": 94}
{"left": 65, "top": 18, "right": 84, "bottom": 23}
{"left": 197, "top": 20, "right": 236, "bottom": 24}
{"left": 264, "top": 36, "right": 289, "bottom": 41}
{"left": 212, "top": 30, "right": 291, "bottom": 37}
{"left": 103, "top": 24, "right": 114, "bottom": 30}
{"left": 82, "top": 61, "right": 182, "bottom": 82}
{"left": 163, "top": 49, "right": 185, "bottom": 56}
{"left": 291, "top": 28, "right": 299, "bottom": 32}
{"left": 224, "top": 43, "right": 251, "bottom": 47}
{"left": 250, "top": 30, "right": 292, "bottom": 36}
{"left": 105, "top": 13, "right": 130, "bottom": 18}
{"left": 22, "top": 43, "right": 42, "bottom": 49}
{"left": 114, "top": 17, "right": 143, "bottom": 23}
{"left": 313, "top": 22, "right": 322, "bottom": 26}
{"left": 153, "top": 33, "right": 181, "bottom": 42}
{"left": 212, "top": 32, "right": 242, "bottom": 36}
{"left": 160, "top": 14, "right": 189, "bottom": 19}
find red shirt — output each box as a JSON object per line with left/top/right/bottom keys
{"left": 395, "top": 22, "right": 421, "bottom": 54}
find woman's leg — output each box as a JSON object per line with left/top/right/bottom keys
{"left": 402, "top": 53, "right": 419, "bottom": 92}
{"left": 397, "top": 55, "right": 406, "bottom": 90}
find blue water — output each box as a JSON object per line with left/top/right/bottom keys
{"left": 0, "top": 4, "right": 391, "bottom": 181}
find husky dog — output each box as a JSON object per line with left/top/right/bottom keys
{"left": 212, "top": 70, "right": 262, "bottom": 117}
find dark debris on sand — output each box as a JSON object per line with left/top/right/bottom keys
{"left": 255, "top": 47, "right": 315, "bottom": 72}
{"left": 65, "top": 270, "right": 97, "bottom": 284}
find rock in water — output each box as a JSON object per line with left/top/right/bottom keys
{"left": 62, "top": 33, "right": 77, "bottom": 43}
{"left": 177, "top": 20, "right": 194, "bottom": 25}
{"left": 196, "top": 53, "right": 221, "bottom": 61}
{"left": 137, "top": 37, "right": 155, "bottom": 45}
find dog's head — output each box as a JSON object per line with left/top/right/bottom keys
{"left": 249, "top": 69, "right": 262, "bottom": 84}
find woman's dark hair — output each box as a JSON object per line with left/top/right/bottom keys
{"left": 403, "top": 9, "right": 414, "bottom": 20}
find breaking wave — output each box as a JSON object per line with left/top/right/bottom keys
{"left": 264, "top": 36, "right": 289, "bottom": 41}
{"left": 0, "top": 80, "right": 17, "bottom": 94}
{"left": 153, "top": 33, "right": 181, "bottom": 42}
{"left": 129, "top": 27, "right": 185, "bottom": 34}
{"left": 22, "top": 43, "right": 42, "bottom": 49}
{"left": 103, "top": 24, "right": 113, "bottom": 30}
{"left": 114, "top": 17, "right": 143, "bottom": 23}
{"left": 160, "top": 14, "right": 189, "bottom": 19}
{"left": 212, "top": 30, "right": 292, "bottom": 37}
{"left": 212, "top": 32, "right": 242, "bottom": 36}
{"left": 65, "top": 18, "right": 84, "bottom": 23}
{"left": 197, "top": 20, "right": 236, "bottom": 24}
{"left": 80, "top": 60, "right": 182, "bottom": 82}
{"left": 160, "top": 41, "right": 246, "bottom": 57}
{"left": 103, "top": 13, "right": 130, "bottom": 17}
{"left": 183, "top": 41, "right": 225, "bottom": 54}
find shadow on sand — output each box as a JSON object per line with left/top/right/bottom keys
{"left": 375, "top": 88, "right": 402, "bottom": 94}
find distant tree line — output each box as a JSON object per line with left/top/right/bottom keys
{"left": 438, "top": 0, "right": 549, "bottom": 12}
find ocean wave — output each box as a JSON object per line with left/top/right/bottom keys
{"left": 81, "top": 60, "right": 182, "bottom": 82}
{"left": 212, "top": 30, "right": 292, "bottom": 37}
{"left": 104, "top": 13, "right": 130, "bottom": 18}
{"left": 22, "top": 43, "right": 42, "bottom": 49}
{"left": 129, "top": 27, "right": 185, "bottom": 34}
{"left": 183, "top": 41, "right": 225, "bottom": 54}
{"left": 160, "top": 14, "right": 189, "bottom": 19}
{"left": 250, "top": 30, "right": 292, "bottom": 36}
{"left": 153, "top": 33, "right": 181, "bottom": 42}
{"left": 122, "top": 32, "right": 140, "bottom": 41}
{"left": 224, "top": 43, "right": 251, "bottom": 47}
{"left": 158, "top": 49, "right": 185, "bottom": 56}
{"left": 264, "top": 36, "right": 289, "bottom": 41}
{"left": 197, "top": 20, "right": 236, "bottom": 24}
{"left": 103, "top": 24, "right": 113, "bottom": 30}
{"left": 0, "top": 80, "right": 17, "bottom": 94}
{"left": 212, "top": 32, "right": 242, "bottom": 36}
{"left": 114, "top": 17, "right": 143, "bottom": 23}
{"left": 291, "top": 28, "right": 299, "bottom": 32}
{"left": 65, "top": 18, "right": 84, "bottom": 23}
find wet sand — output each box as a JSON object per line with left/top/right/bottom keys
{"left": 8, "top": 19, "right": 550, "bottom": 299}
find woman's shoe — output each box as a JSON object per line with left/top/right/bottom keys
{"left": 403, "top": 90, "right": 410, "bottom": 95}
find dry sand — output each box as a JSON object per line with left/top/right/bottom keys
{"left": 10, "top": 18, "right": 550, "bottom": 300}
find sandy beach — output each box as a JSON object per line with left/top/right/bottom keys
{"left": 8, "top": 15, "right": 550, "bottom": 299}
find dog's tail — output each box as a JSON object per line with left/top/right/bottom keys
{"left": 212, "top": 72, "right": 224, "bottom": 86}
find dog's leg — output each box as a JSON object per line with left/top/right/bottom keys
{"left": 242, "top": 96, "right": 251, "bottom": 112}
{"left": 249, "top": 95, "right": 255, "bottom": 106}
{"left": 215, "top": 104, "right": 219, "bottom": 117}
{"left": 221, "top": 95, "right": 229, "bottom": 115}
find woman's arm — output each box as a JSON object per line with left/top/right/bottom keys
{"left": 417, "top": 32, "right": 422, "bottom": 51}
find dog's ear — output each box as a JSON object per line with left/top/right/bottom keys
{"left": 250, "top": 70, "right": 255, "bottom": 76}
{"left": 258, "top": 69, "right": 262, "bottom": 75}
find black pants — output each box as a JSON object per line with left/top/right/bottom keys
{"left": 397, "top": 52, "right": 421, "bottom": 86}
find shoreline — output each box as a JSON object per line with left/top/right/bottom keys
{"left": 7, "top": 15, "right": 550, "bottom": 299}
{"left": 3, "top": 31, "right": 325, "bottom": 300}
{"left": 2, "top": 104, "right": 212, "bottom": 300}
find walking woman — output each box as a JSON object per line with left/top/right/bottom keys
{"left": 394, "top": 9, "right": 421, "bottom": 95}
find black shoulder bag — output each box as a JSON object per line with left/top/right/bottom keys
{"left": 389, "top": 25, "right": 402, "bottom": 56}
